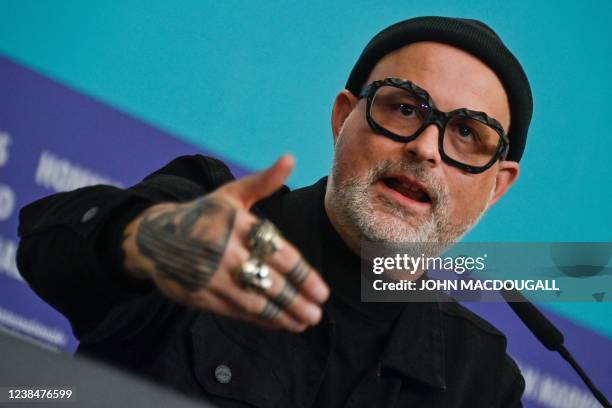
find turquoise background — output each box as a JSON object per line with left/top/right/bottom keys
{"left": 1, "top": 1, "right": 611, "bottom": 336}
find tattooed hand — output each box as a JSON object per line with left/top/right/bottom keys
{"left": 121, "top": 155, "right": 329, "bottom": 332}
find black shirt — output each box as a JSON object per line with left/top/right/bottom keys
{"left": 315, "top": 186, "right": 405, "bottom": 407}
{"left": 17, "top": 154, "right": 525, "bottom": 407}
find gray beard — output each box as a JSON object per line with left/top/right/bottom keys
{"left": 328, "top": 149, "right": 492, "bottom": 245}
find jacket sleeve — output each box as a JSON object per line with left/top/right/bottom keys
{"left": 16, "top": 155, "right": 236, "bottom": 342}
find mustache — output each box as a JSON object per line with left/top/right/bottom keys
{"left": 368, "top": 159, "right": 447, "bottom": 205}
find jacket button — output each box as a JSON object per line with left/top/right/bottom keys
{"left": 81, "top": 207, "right": 99, "bottom": 223}
{"left": 214, "top": 364, "right": 232, "bottom": 384}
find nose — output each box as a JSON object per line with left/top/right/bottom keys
{"left": 403, "top": 124, "right": 442, "bottom": 167}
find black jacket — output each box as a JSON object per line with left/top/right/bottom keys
{"left": 17, "top": 155, "right": 524, "bottom": 407}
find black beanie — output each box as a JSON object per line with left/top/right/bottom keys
{"left": 345, "top": 16, "right": 533, "bottom": 162}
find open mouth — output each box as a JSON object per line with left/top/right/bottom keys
{"left": 381, "top": 176, "right": 432, "bottom": 204}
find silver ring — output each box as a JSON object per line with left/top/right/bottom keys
{"left": 237, "top": 258, "right": 272, "bottom": 292}
{"left": 260, "top": 301, "right": 281, "bottom": 320}
{"left": 247, "top": 219, "right": 283, "bottom": 259}
{"left": 287, "top": 258, "right": 310, "bottom": 286}
{"left": 272, "top": 282, "right": 297, "bottom": 309}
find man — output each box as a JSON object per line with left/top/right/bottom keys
{"left": 17, "top": 16, "right": 532, "bottom": 407}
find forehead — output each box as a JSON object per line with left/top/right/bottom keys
{"left": 365, "top": 42, "right": 511, "bottom": 130}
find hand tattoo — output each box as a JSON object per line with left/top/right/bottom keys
{"left": 136, "top": 197, "right": 236, "bottom": 291}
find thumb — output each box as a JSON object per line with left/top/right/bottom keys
{"left": 223, "top": 155, "right": 295, "bottom": 208}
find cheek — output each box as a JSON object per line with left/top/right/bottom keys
{"left": 445, "top": 171, "right": 496, "bottom": 222}
{"left": 335, "top": 112, "right": 401, "bottom": 176}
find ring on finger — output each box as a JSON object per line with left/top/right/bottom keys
{"left": 247, "top": 219, "right": 283, "bottom": 259}
{"left": 287, "top": 258, "right": 310, "bottom": 286}
{"left": 272, "top": 281, "right": 297, "bottom": 309}
{"left": 259, "top": 300, "right": 281, "bottom": 320}
{"left": 236, "top": 258, "right": 273, "bottom": 292}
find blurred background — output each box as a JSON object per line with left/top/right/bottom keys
{"left": 0, "top": 1, "right": 610, "bottom": 407}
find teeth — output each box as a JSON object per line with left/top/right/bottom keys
{"left": 409, "top": 184, "right": 420, "bottom": 192}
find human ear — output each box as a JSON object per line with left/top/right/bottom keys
{"left": 487, "top": 161, "right": 520, "bottom": 208}
{"left": 331, "top": 89, "right": 359, "bottom": 144}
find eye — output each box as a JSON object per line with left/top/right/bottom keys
{"left": 449, "top": 121, "right": 482, "bottom": 143}
{"left": 398, "top": 103, "right": 415, "bottom": 116}
{"left": 458, "top": 125, "right": 473, "bottom": 138}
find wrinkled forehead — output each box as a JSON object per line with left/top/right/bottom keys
{"left": 364, "top": 42, "right": 511, "bottom": 131}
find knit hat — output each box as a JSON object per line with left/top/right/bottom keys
{"left": 345, "top": 16, "right": 533, "bottom": 162}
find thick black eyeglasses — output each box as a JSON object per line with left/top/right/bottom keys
{"left": 359, "top": 78, "right": 509, "bottom": 174}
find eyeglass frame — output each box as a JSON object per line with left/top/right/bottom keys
{"left": 358, "top": 77, "right": 510, "bottom": 174}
